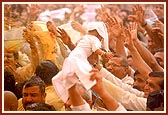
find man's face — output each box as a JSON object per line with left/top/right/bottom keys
{"left": 105, "top": 57, "right": 128, "bottom": 79}
{"left": 154, "top": 52, "right": 164, "bottom": 68}
{"left": 4, "top": 52, "right": 16, "bottom": 68}
{"left": 147, "top": 37, "right": 157, "bottom": 52}
{"left": 22, "top": 86, "right": 46, "bottom": 110}
{"left": 133, "top": 74, "right": 146, "bottom": 91}
{"left": 153, "top": 4, "right": 164, "bottom": 19}
{"left": 144, "top": 77, "right": 163, "bottom": 98}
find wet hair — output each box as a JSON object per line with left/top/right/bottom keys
{"left": 149, "top": 71, "right": 164, "bottom": 90}
{"left": 127, "top": 55, "right": 132, "bottom": 59}
{"left": 154, "top": 48, "right": 164, "bottom": 54}
{"left": 4, "top": 69, "right": 16, "bottom": 94}
{"left": 26, "top": 102, "right": 56, "bottom": 111}
{"left": 113, "top": 54, "right": 129, "bottom": 67}
{"left": 15, "top": 81, "right": 26, "bottom": 99}
{"left": 23, "top": 76, "right": 45, "bottom": 94}
{"left": 35, "top": 60, "right": 59, "bottom": 85}
{"left": 134, "top": 70, "right": 140, "bottom": 76}
{"left": 147, "top": 90, "right": 164, "bottom": 111}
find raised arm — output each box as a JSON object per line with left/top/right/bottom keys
{"left": 90, "top": 68, "right": 125, "bottom": 111}
{"left": 133, "top": 34, "right": 163, "bottom": 72}
{"left": 124, "top": 22, "right": 152, "bottom": 80}
{"left": 106, "top": 15, "right": 127, "bottom": 57}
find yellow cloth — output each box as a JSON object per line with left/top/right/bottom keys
{"left": 17, "top": 98, "right": 24, "bottom": 111}
{"left": 16, "top": 64, "right": 34, "bottom": 83}
{"left": 45, "top": 86, "right": 65, "bottom": 111}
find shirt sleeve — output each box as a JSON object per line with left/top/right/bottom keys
{"left": 89, "top": 35, "right": 101, "bottom": 52}
{"left": 71, "top": 100, "right": 91, "bottom": 111}
{"left": 99, "top": 67, "right": 144, "bottom": 97}
{"left": 102, "top": 78, "right": 147, "bottom": 111}
{"left": 115, "top": 103, "right": 127, "bottom": 111}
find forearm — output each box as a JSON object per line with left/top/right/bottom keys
{"left": 116, "top": 36, "right": 127, "bottom": 57}
{"left": 128, "top": 44, "right": 152, "bottom": 80}
{"left": 102, "top": 78, "right": 147, "bottom": 111}
{"left": 68, "top": 84, "right": 85, "bottom": 106}
{"left": 142, "top": 23, "right": 162, "bottom": 47}
{"left": 99, "top": 68, "right": 144, "bottom": 97}
{"left": 98, "top": 89, "right": 119, "bottom": 111}
{"left": 92, "top": 80, "right": 119, "bottom": 111}
{"left": 133, "top": 39, "right": 163, "bottom": 72}
{"left": 95, "top": 49, "right": 106, "bottom": 56}
{"left": 141, "top": 21, "right": 156, "bottom": 40}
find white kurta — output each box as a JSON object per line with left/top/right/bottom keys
{"left": 52, "top": 35, "right": 101, "bottom": 102}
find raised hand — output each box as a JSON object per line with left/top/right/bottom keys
{"left": 46, "top": 21, "right": 58, "bottom": 35}
{"left": 153, "top": 20, "right": 164, "bottom": 33}
{"left": 128, "top": 5, "right": 146, "bottom": 26}
{"left": 105, "top": 15, "right": 123, "bottom": 38}
{"left": 128, "top": 22, "right": 138, "bottom": 40}
{"left": 151, "top": 27, "right": 164, "bottom": 47}
{"left": 124, "top": 22, "right": 138, "bottom": 50}
{"left": 57, "top": 28, "right": 72, "bottom": 46}
{"left": 71, "top": 21, "right": 87, "bottom": 35}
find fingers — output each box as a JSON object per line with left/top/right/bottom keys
{"left": 127, "top": 22, "right": 137, "bottom": 31}
{"left": 89, "top": 68, "right": 99, "bottom": 81}
{"left": 57, "top": 28, "right": 62, "bottom": 35}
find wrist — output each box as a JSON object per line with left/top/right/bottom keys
{"left": 93, "top": 63, "right": 102, "bottom": 71}
{"left": 141, "top": 22, "right": 147, "bottom": 27}
{"left": 100, "top": 52, "right": 105, "bottom": 57}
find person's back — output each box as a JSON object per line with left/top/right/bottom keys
{"left": 4, "top": 91, "right": 18, "bottom": 111}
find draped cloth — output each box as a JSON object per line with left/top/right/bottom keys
{"left": 87, "top": 21, "right": 109, "bottom": 52}
{"left": 52, "top": 21, "right": 109, "bottom": 102}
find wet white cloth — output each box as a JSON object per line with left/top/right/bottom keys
{"left": 115, "top": 103, "right": 127, "bottom": 111}
{"left": 71, "top": 100, "right": 91, "bottom": 111}
{"left": 87, "top": 21, "right": 109, "bottom": 52}
{"left": 52, "top": 22, "right": 109, "bottom": 103}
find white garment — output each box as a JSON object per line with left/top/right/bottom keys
{"left": 52, "top": 22, "right": 109, "bottom": 103}
{"left": 87, "top": 21, "right": 109, "bottom": 51}
{"left": 71, "top": 100, "right": 91, "bottom": 111}
{"left": 115, "top": 103, "right": 127, "bottom": 111}
{"left": 102, "top": 78, "right": 147, "bottom": 111}
{"left": 121, "top": 75, "right": 134, "bottom": 86}
{"left": 99, "top": 67, "right": 144, "bottom": 97}
{"left": 18, "top": 51, "right": 30, "bottom": 67}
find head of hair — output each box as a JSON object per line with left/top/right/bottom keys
{"left": 127, "top": 55, "right": 132, "bottom": 59}
{"left": 15, "top": 81, "right": 26, "bottom": 100}
{"left": 4, "top": 91, "right": 18, "bottom": 111}
{"left": 4, "top": 69, "right": 16, "bottom": 93}
{"left": 134, "top": 70, "right": 140, "bottom": 76}
{"left": 23, "top": 76, "right": 45, "bottom": 94}
{"left": 149, "top": 71, "right": 164, "bottom": 90}
{"left": 35, "top": 60, "right": 59, "bottom": 85}
{"left": 113, "top": 54, "right": 129, "bottom": 67}
{"left": 147, "top": 90, "right": 164, "bottom": 111}
{"left": 26, "top": 102, "right": 56, "bottom": 111}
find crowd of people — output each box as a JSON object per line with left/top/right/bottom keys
{"left": 3, "top": 3, "right": 165, "bottom": 112}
